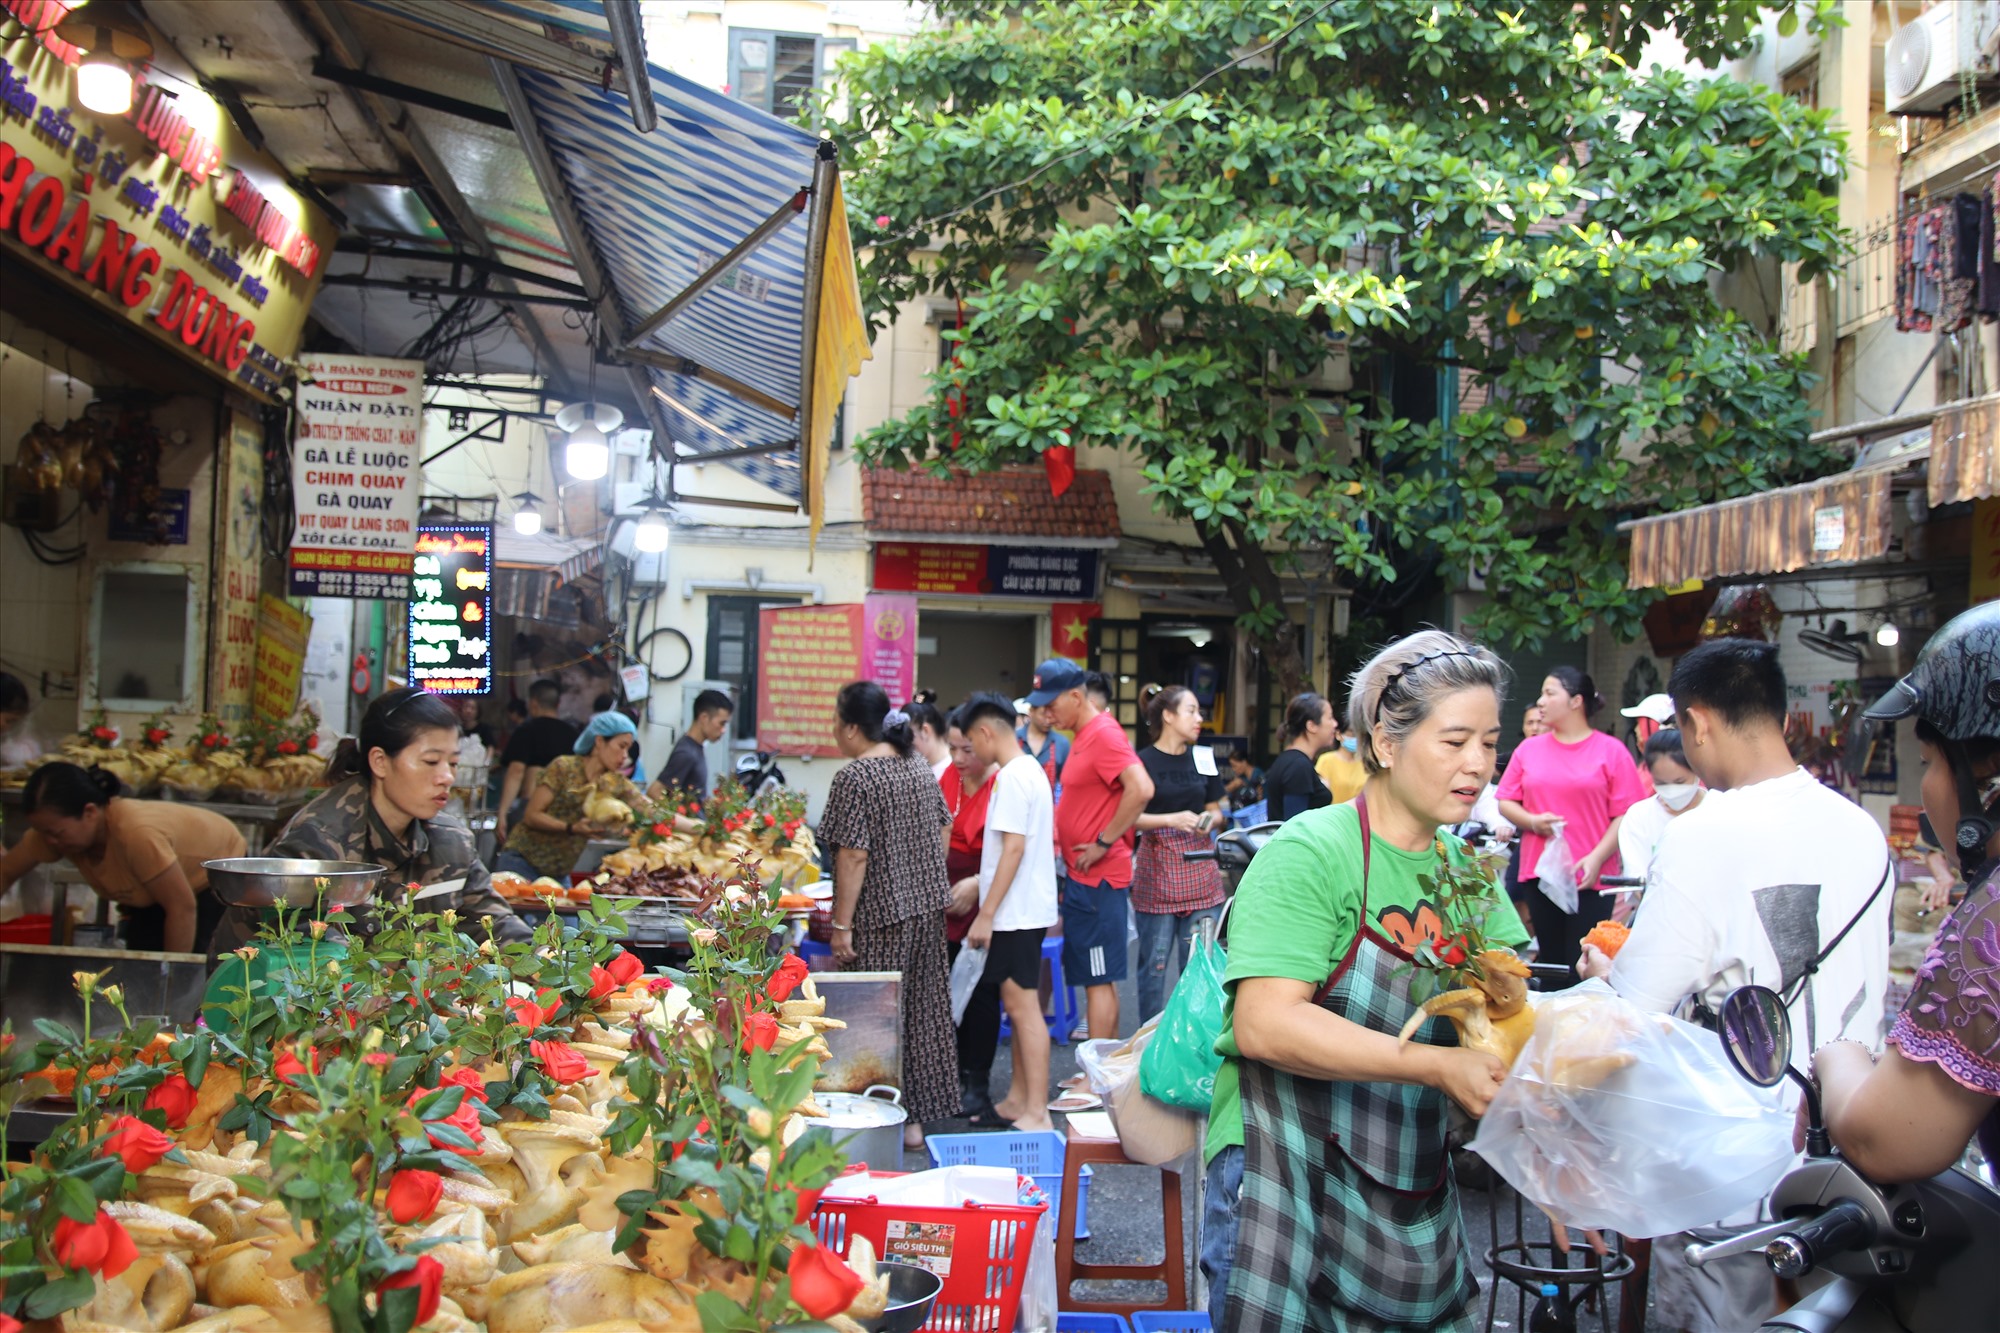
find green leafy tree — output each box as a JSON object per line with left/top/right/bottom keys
{"left": 832, "top": 0, "right": 1848, "bottom": 686}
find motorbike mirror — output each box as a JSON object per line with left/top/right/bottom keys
{"left": 1717, "top": 985, "right": 1792, "bottom": 1088}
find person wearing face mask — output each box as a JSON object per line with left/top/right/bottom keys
{"left": 1614, "top": 728, "right": 1703, "bottom": 891}
{"left": 1314, "top": 714, "right": 1368, "bottom": 805}
{"left": 1618, "top": 692, "right": 1675, "bottom": 795}
{"left": 1263, "top": 693, "right": 1339, "bottom": 823}
{"left": 256, "top": 687, "right": 530, "bottom": 948}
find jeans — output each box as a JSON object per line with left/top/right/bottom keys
{"left": 1133, "top": 904, "right": 1225, "bottom": 1024}
{"left": 492, "top": 850, "right": 540, "bottom": 880}
{"left": 1200, "top": 1145, "right": 1243, "bottom": 1326}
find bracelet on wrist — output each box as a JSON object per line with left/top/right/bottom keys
{"left": 831, "top": 923, "right": 852, "bottom": 932}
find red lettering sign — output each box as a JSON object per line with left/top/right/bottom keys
{"left": 0, "top": 144, "right": 161, "bottom": 309}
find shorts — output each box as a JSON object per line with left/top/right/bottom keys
{"left": 1061, "top": 878, "right": 1129, "bottom": 984}
{"left": 983, "top": 926, "right": 1047, "bottom": 991}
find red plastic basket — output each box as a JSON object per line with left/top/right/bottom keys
{"left": 812, "top": 1192, "right": 1043, "bottom": 1332}
{"left": 0, "top": 915, "right": 52, "bottom": 944}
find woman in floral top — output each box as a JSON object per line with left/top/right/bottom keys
{"left": 818, "top": 680, "right": 954, "bottom": 1150}
{"left": 1816, "top": 604, "right": 2000, "bottom": 1178}
{"left": 495, "top": 711, "right": 648, "bottom": 881}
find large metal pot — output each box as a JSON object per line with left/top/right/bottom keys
{"left": 809, "top": 1084, "right": 906, "bottom": 1172}
{"left": 203, "top": 858, "right": 385, "bottom": 910}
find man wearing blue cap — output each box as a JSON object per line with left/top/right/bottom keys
{"left": 1028, "top": 658, "right": 1154, "bottom": 1040}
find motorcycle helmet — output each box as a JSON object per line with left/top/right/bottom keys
{"left": 1864, "top": 602, "right": 2000, "bottom": 873}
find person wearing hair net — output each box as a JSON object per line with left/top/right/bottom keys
{"left": 494, "top": 710, "right": 649, "bottom": 881}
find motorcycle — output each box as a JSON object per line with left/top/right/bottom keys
{"left": 1695, "top": 985, "right": 2000, "bottom": 1332}
{"left": 733, "top": 750, "right": 787, "bottom": 801}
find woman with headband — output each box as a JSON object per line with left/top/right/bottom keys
{"left": 494, "top": 709, "right": 650, "bottom": 883}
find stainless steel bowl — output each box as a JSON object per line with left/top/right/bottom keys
{"left": 855, "top": 1261, "right": 944, "bottom": 1333}
{"left": 202, "top": 858, "right": 386, "bottom": 910}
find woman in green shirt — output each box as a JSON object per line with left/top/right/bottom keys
{"left": 1205, "top": 630, "right": 1528, "bottom": 1332}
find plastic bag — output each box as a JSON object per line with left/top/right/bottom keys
{"left": 1469, "top": 980, "right": 1795, "bottom": 1238}
{"left": 1534, "top": 822, "right": 1579, "bottom": 914}
{"left": 1139, "top": 931, "right": 1226, "bottom": 1109}
{"left": 1079, "top": 1018, "right": 1201, "bottom": 1167}
{"left": 1014, "top": 1176, "right": 1058, "bottom": 1332}
{"left": 948, "top": 945, "right": 987, "bottom": 1025}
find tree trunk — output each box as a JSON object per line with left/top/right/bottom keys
{"left": 1192, "top": 517, "right": 1309, "bottom": 703}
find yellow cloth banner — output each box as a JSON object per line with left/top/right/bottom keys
{"left": 807, "top": 177, "right": 873, "bottom": 556}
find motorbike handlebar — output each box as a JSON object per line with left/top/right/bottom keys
{"left": 1596, "top": 875, "right": 1644, "bottom": 888}
{"left": 1181, "top": 850, "right": 1218, "bottom": 862}
{"left": 1764, "top": 1200, "right": 1875, "bottom": 1280}
{"left": 1684, "top": 1217, "right": 1801, "bottom": 1267}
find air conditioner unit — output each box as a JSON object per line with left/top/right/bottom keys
{"left": 1886, "top": 2, "right": 2000, "bottom": 114}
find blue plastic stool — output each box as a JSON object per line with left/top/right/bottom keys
{"left": 799, "top": 937, "right": 831, "bottom": 962}
{"left": 999, "top": 935, "right": 1079, "bottom": 1045}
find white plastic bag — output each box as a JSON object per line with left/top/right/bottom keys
{"left": 1015, "top": 1179, "right": 1059, "bottom": 1332}
{"left": 1534, "top": 822, "right": 1579, "bottom": 913}
{"left": 949, "top": 945, "right": 987, "bottom": 1025}
{"left": 1469, "top": 980, "right": 1795, "bottom": 1238}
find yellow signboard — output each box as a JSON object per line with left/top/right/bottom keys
{"left": 0, "top": 10, "right": 332, "bottom": 398}
{"left": 1973, "top": 498, "right": 2000, "bottom": 606}
{"left": 209, "top": 409, "right": 265, "bottom": 726}
{"left": 253, "top": 595, "right": 312, "bottom": 725}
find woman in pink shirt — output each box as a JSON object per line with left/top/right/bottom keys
{"left": 1496, "top": 667, "right": 1647, "bottom": 984}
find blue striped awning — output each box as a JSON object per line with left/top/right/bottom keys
{"left": 515, "top": 61, "right": 818, "bottom": 500}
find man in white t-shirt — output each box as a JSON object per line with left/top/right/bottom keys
{"left": 956, "top": 691, "right": 1060, "bottom": 1133}
{"left": 1581, "top": 639, "right": 1893, "bottom": 1333}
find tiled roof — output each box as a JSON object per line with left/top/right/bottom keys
{"left": 861, "top": 467, "right": 1122, "bottom": 541}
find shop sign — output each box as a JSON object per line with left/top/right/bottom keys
{"left": 407, "top": 522, "right": 492, "bottom": 695}
{"left": 106, "top": 487, "right": 188, "bottom": 544}
{"left": 1811, "top": 505, "right": 1845, "bottom": 554}
{"left": 872, "top": 542, "right": 1099, "bottom": 598}
{"left": 206, "top": 409, "right": 264, "bottom": 726}
{"left": 0, "top": 22, "right": 331, "bottom": 397}
{"left": 290, "top": 354, "right": 422, "bottom": 598}
{"left": 1974, "top": 497, "right": 2000, "bottom": 606}
{"left": 756, "top": 604, "right": 865, "bottom": 758}
{"left": 252, "top": 595, "right": 311, "bottom": 724}
{"left": 863, "top": 593, "right": 917, "bottom": 706}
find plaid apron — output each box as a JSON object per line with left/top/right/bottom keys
{"left": 1133, "top": 824, "right": 1227, "bottom": 914}
{"left": 1226, "top": 798, "right": 1479, "bottom": 1332}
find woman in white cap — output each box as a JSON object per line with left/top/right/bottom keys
{"left": 1619, "top": 692, "right": 1676, "bottom": 794}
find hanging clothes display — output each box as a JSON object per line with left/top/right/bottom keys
{"left": 1982, "top": 170, "right": 2000, "bottom": 319}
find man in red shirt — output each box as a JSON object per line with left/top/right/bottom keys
{"left": 1028, "top": 658, "right": 1155, "bottom": 1040}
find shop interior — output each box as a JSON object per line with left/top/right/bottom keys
{"left": 914, "top": 610, "right": 1038, "bottom": 709}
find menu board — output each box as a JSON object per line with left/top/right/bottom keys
{"left": 251, "top": 595, "right": 312, "bottom": 724}
{"left": 290, "top": 354, "right": 422, "bottom": 597}
{"left": 756, "top": 604, "right": 865, "bottom": 757}
{"left": 408, "top": 523, "right": 492, "bottom": 695}
{"left": 873, "top": 542, "right": 1097, "bottom": 598}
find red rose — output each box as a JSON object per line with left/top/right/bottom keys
{"left": 92, "top": 725, "right": 116, "bottom": 742}
{"left": 377, "top": 1254, "right": 444, "bottom": 1326}
{"left": 438, "top": 1066, "right": 488, "bottom": 1102}
{"left": 651, "top": 822, "right": 670, "bottom": 837}
{"left": 507, "top": 990, "right": 560, "bottom": 1029}
{"left": 1, "top": 1311, "right": 23, "bottom": 1333}
{"left": 765, "top": 954, "right": 810, "bottom": 1004}
{"left": 532, "top": 1038, "right": 592, "bottom": 1085}
{"left": 99, "top": 1114, "right": 175, "bottom": 1173}
{"left": 764, "top": 814, "right": 777, "bottom": 828}
{"left": 363, "top": 1052, "right": 392, "bottom": 1067}
{"left": 679, "top": 803, "right": 692, "bottom": 815}
{"left": 272, "top": 1045, "right": 319, "bottom": 1086}
{"left": 604, "top": 949, "right": 644, "bottom": 988}
{"left": 587, "top": 965, "right": 617, "bottom": 1000}
{"left": 143, "top": 1073, "right": 197, "bottom": 1130}
{"left": 1438, "top": 936, "right": 1468, "bottom": 967}
{"left": 277, "top": 739, "right": 299, "bottom": 755}
{"left": 145, "top": 728, "right": 168, "bottom": 744}
{"left": 792, "top": 1183, "right": 824, "bottom": 1225}
{"left": 52, "top": 1209, "right": 138, "bottom": 1278}
{"left": 787, "top": 1240, "right": 864, "bottom": 1319}
{"left": 742, "top": 1011, "right": 779, "bottom": 1052}
{"left": 406, "top": 1087, "right": 484, "bottom": 1155}
{"left": 643, "top": 975, "right": 676, "bottom": 993}
{"left": 384, "top": 1169, "right": 443, "bottom": 1224}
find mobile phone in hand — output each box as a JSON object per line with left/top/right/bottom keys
{"left": 1197, "top": 811, "right": 1216, "bottom": 834}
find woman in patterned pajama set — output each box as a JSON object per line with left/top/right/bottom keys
{"left": 1213, "top": 631, "right": 1527, "bottom": 1331}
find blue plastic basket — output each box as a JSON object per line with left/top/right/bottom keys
{"left": 1131, "top": 1315, "right": 1213, "bottom": 1333}
{"left": 926, "top": 1130, "right": 1092, "bottom": 1239}
{"left": 1229, "top": 800, "right": 1267, "bottom": 829}
{"left": 1056, "top": 1316, "right": 1132, "bottom": 1333}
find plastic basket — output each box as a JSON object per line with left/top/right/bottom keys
{"left": 1058, "top": 1316, "right": 1133, "bottom": 1333}
{"left": 1228, "top": 800, "right": 1267, "bottom": 829}
{"left": 1131, "top": 1315, "right": 1213, "bottom": 1333}
{"left": 926, "top": 1130, "right": 1093, "bottom": 1239}
{"left": 812, "top": 1194, "right": 1043, "bottom": 1333}
{"left": 0, "top": 915, "right": 53, "bottom": 944}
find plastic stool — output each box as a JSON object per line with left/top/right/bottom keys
{"left": 1000, "top": 935, "right": 1080, "bottom": 1045}
{"left": 1055, "top": 1119, "right": 1186, "bottom": 1318}
{"left": 799, "top": 937, "right": 831, "bottom": 963}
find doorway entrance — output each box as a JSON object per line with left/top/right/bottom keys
{"left": 916, "top": 611, "right": 1037, "bottom": 709}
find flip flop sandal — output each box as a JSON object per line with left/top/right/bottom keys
{"left": 1048, "top": 1091, "right": 1102, "bottom": 1113}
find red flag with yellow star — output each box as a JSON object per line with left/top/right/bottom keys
{"left": 1050, "top": 602, "right": 1100, "bottom": 664}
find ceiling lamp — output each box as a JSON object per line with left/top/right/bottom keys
{"left": 633, "top": 491, "right": 671, "bottom": 554}
{"left": 55, "top": 5, "right": 154, "bottom": 117}
{"left": 510, "top": 489, "right": 544, "bottom": 536}
{"left": 1874, "top": 620, "right": 1900, "bottom": 648}
{"left": 553, "top": 401, "right": 622, "bottom": 482}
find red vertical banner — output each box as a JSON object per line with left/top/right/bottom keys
{"left": 756, "top": 604, "right": 866, "bottom": 757}
{"left": 863, "top": 593, "right": 918, "bottom": 704}
{"left": 1050, "top": 602, "right": 1101, "bottom": 663}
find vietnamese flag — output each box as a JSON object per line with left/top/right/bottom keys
{"left": 1050, "top": 603, "right": 1101, "bottom": 665}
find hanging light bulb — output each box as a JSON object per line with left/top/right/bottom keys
{"left": 565, "top": 419, "right": 608, "bottom": 481}
{"left": 77, "top": 47, "right": 135, "bottom": 114}
{"left": 1874, "top": 621, "right": 1900, "bottom": 648}
{"left": 510, "top": 490, "right": 544, "bottom": 536}
{"left": 633, "top": 492, "right": 670, "bottom": 554}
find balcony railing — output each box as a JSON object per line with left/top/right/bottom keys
{"left": 1831, "top": 215, "right": 1899, "bottom": 337}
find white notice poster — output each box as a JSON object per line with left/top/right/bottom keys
{"left": 290, "top": 354, "right": 423, "bottom": 598}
